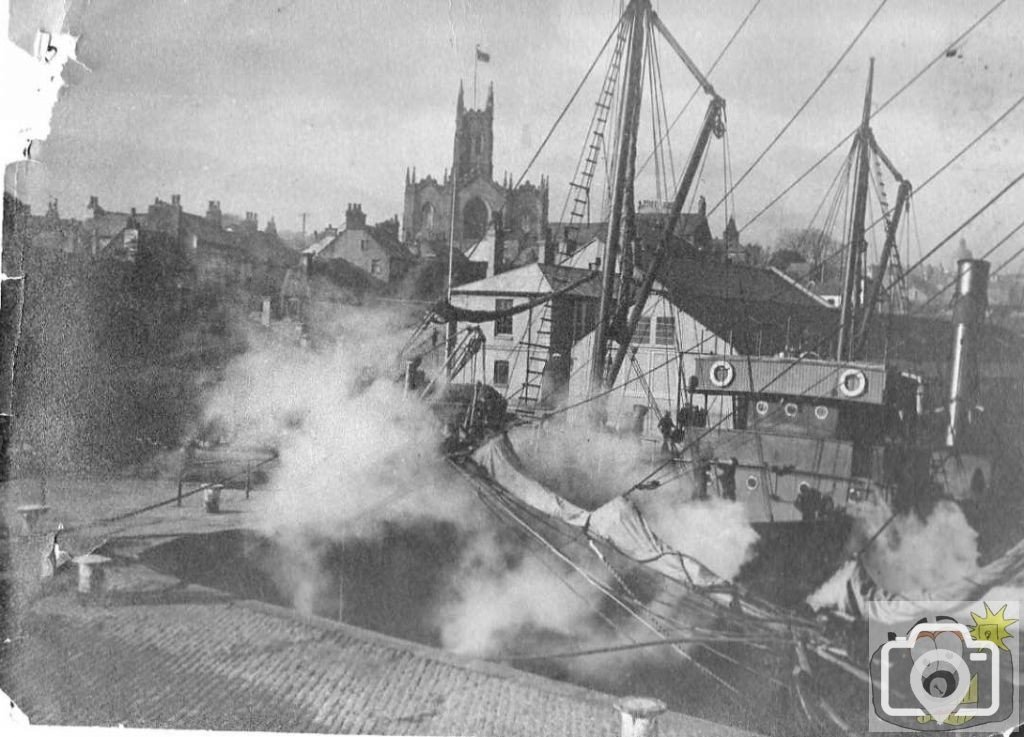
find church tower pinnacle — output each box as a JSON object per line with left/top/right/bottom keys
{"left": 454, "top": 81, "right": 494, "bottom": 183}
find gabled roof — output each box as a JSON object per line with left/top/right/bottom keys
{"left": 652, "top": 249, "right": 831, "bottom": 355}
{"left": 451, "top": 262, "right": 599, "bottom": 298}
{"left": 304, "top": 225, "right": 412, "bottom": 262}
{"left": 366, "top": 223, "right": 413, "bottom": 261}
{"left": 234, "top": 229, "right": 300, "bottom": 268}
{"left": 303, "top": 232, "right": 336, "bottom": 257}
{"left": 83, "top": 211, "right": 131, "bottom": 239}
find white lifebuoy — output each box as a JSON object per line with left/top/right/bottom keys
{"left": 709, "top": 360, "right": 736, "bottom": 388}
{"left": 838, "top": 368, "right": 867, "bottom": 398}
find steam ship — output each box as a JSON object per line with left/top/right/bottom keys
{"left": 396, "top": 0, "right": 1024, "bottom": 729}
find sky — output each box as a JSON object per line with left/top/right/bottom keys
{"left": 4, "top": 0, "right": 1024, "bottom": 268}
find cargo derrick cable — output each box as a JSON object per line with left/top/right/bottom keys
{"left": 466, "top": 469, "right": 796, "bottom": 695}
{"left": 738, "top": 0, "right": 1012, "bottom": 234}
{"left": 453, "top": 460, "right": 747, "bottom": 696}
{"left": 634, "top": 0, "right": 763, "bottom": 181}
{"left": 704, "top": 0, "right": 890, "bottom": 220}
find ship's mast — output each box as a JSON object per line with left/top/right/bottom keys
{"left": 836, "top": 59, "right": 874, "bottom": 361}
{"left": 589, "top": 0, "right": 649, "bottom": 397}
{"left": 589, "top": 0, "right": 724, "bottom": 396}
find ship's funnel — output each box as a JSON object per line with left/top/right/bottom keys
{"left": 946, "top": 259, "right": 989, "bottom": 448}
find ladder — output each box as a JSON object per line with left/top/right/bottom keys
{"left": 563, "top": 19, "right": 630, "bottom": 253}
{"left": 515, "top": 304, "right": 554, "bottom": 417}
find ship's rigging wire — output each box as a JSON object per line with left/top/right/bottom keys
{"left": 738, "top": 0, "right": 1011, "bottom": 235}
{"left": 885, "top": 168, "right": 1024, "bottom": 293}
{"left": 455, "top": 458, "right": 746, "bottom": 695}
{"left": 489, "top": 632, "right": 786, "bottom": 662}
{"left": 487, "top": 467, "right": 800, "bottom": 691}
{"left": 634, "top": 0, "right": 764, "bottom": 181}
{"left": 706, "top": 0, "right": 890, "bottom": 219}
{"left": 863, "top": 91, "right": 1024, "bottom": 238}
{"left": 513, "top": 8, "right": 626, "bottom": 193}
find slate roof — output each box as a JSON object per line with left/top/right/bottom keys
{"left": 178, "top": 212, "right": 236, "bottom": 248}
{"left": 368, "top": 224, "right": 414, "bottom": 262}
{"left": 83, "top": 211, "right": 132, "bottom": 240}
{"left": 3, "top": 565, "right": 757, "bottom": 736}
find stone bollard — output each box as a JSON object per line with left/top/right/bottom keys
{"left": 615, "top": 697, "right": 667, "bottom": 737}
{"left": 15, "top": 504, "right": 50, "bottom": 536}
{"left": 203, "top": 485, "right": 223, "bottom": 513}
{"left": 72, "top": 554, "right": 112, "bottom": 595}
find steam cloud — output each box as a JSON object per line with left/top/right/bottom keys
{"left": 200, "top": 305, "right": 760, "bottom": 666}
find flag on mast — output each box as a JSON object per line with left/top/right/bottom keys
{"left": 476, "top": 46, "right": 490, "bottom": 63}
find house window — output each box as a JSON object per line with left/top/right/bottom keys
{"left": 494, "top": 298, "right": 513, "bottom": 336}
{"left": 370, "top": 259, "right": 383, "bottom": 276}
{"left": 631, "top": 316, "right": 651, "bottom": 344}
{"left": 654, "top": 316, "right": 676, "bottom": 346}
{"left": 360, "top": 239, "right": 368, "bottom": 251}
{"left": 493, "top": 359, "right": 510, "bottom": 386}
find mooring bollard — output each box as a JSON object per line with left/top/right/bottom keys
{"left": 615, "top": 697, "right": 667, "bottom": 737}
{"left": 72, "top": 554, "right": 111, "bottom": 595}
{"left": 203, "top": 484, "right": 223, "bottom": 513}
{"left": 177, "top": 473, "right": 184, "bottom": 507}
{"left": 15, "top": 504, "right": 50, "bottom": 536}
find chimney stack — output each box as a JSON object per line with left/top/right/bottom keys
{"left": 206, "top": 200, "right": 222, "bottom": 228}
{"left": 345, "top": 203, "right": 366, "bottom": 230}
{"left": 171, "top": 194, "right": 181, "bottom": 207}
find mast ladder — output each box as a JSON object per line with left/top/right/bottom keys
{"left": 515, "top": 304, "right": 554, "bottom": 417}
{"left": 564, "top": 19, "right": 630, "bottom": 251}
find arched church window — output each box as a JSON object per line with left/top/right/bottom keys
{"left": 420, "top": 202, "right": 436, "bottom": 230}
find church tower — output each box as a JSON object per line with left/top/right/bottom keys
{"left": 454, "top": 82, "right": 494, "bottom": 182}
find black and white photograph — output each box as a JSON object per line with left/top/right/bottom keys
{"left": 3, "top": 1, "right": 1024, "bottom": 735}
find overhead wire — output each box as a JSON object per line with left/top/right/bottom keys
{"left": 739, "top": 0, "right": 1011, "bottom": 234}
{"left": 707, "top": 0, "right": 890, "bottom": 219}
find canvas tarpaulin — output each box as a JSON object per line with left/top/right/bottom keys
{"left": 811, "top": 537, "right": 1024, "bottom": 623}
{"left": 472, "top": 434, "right": 720, "bottom": 587}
